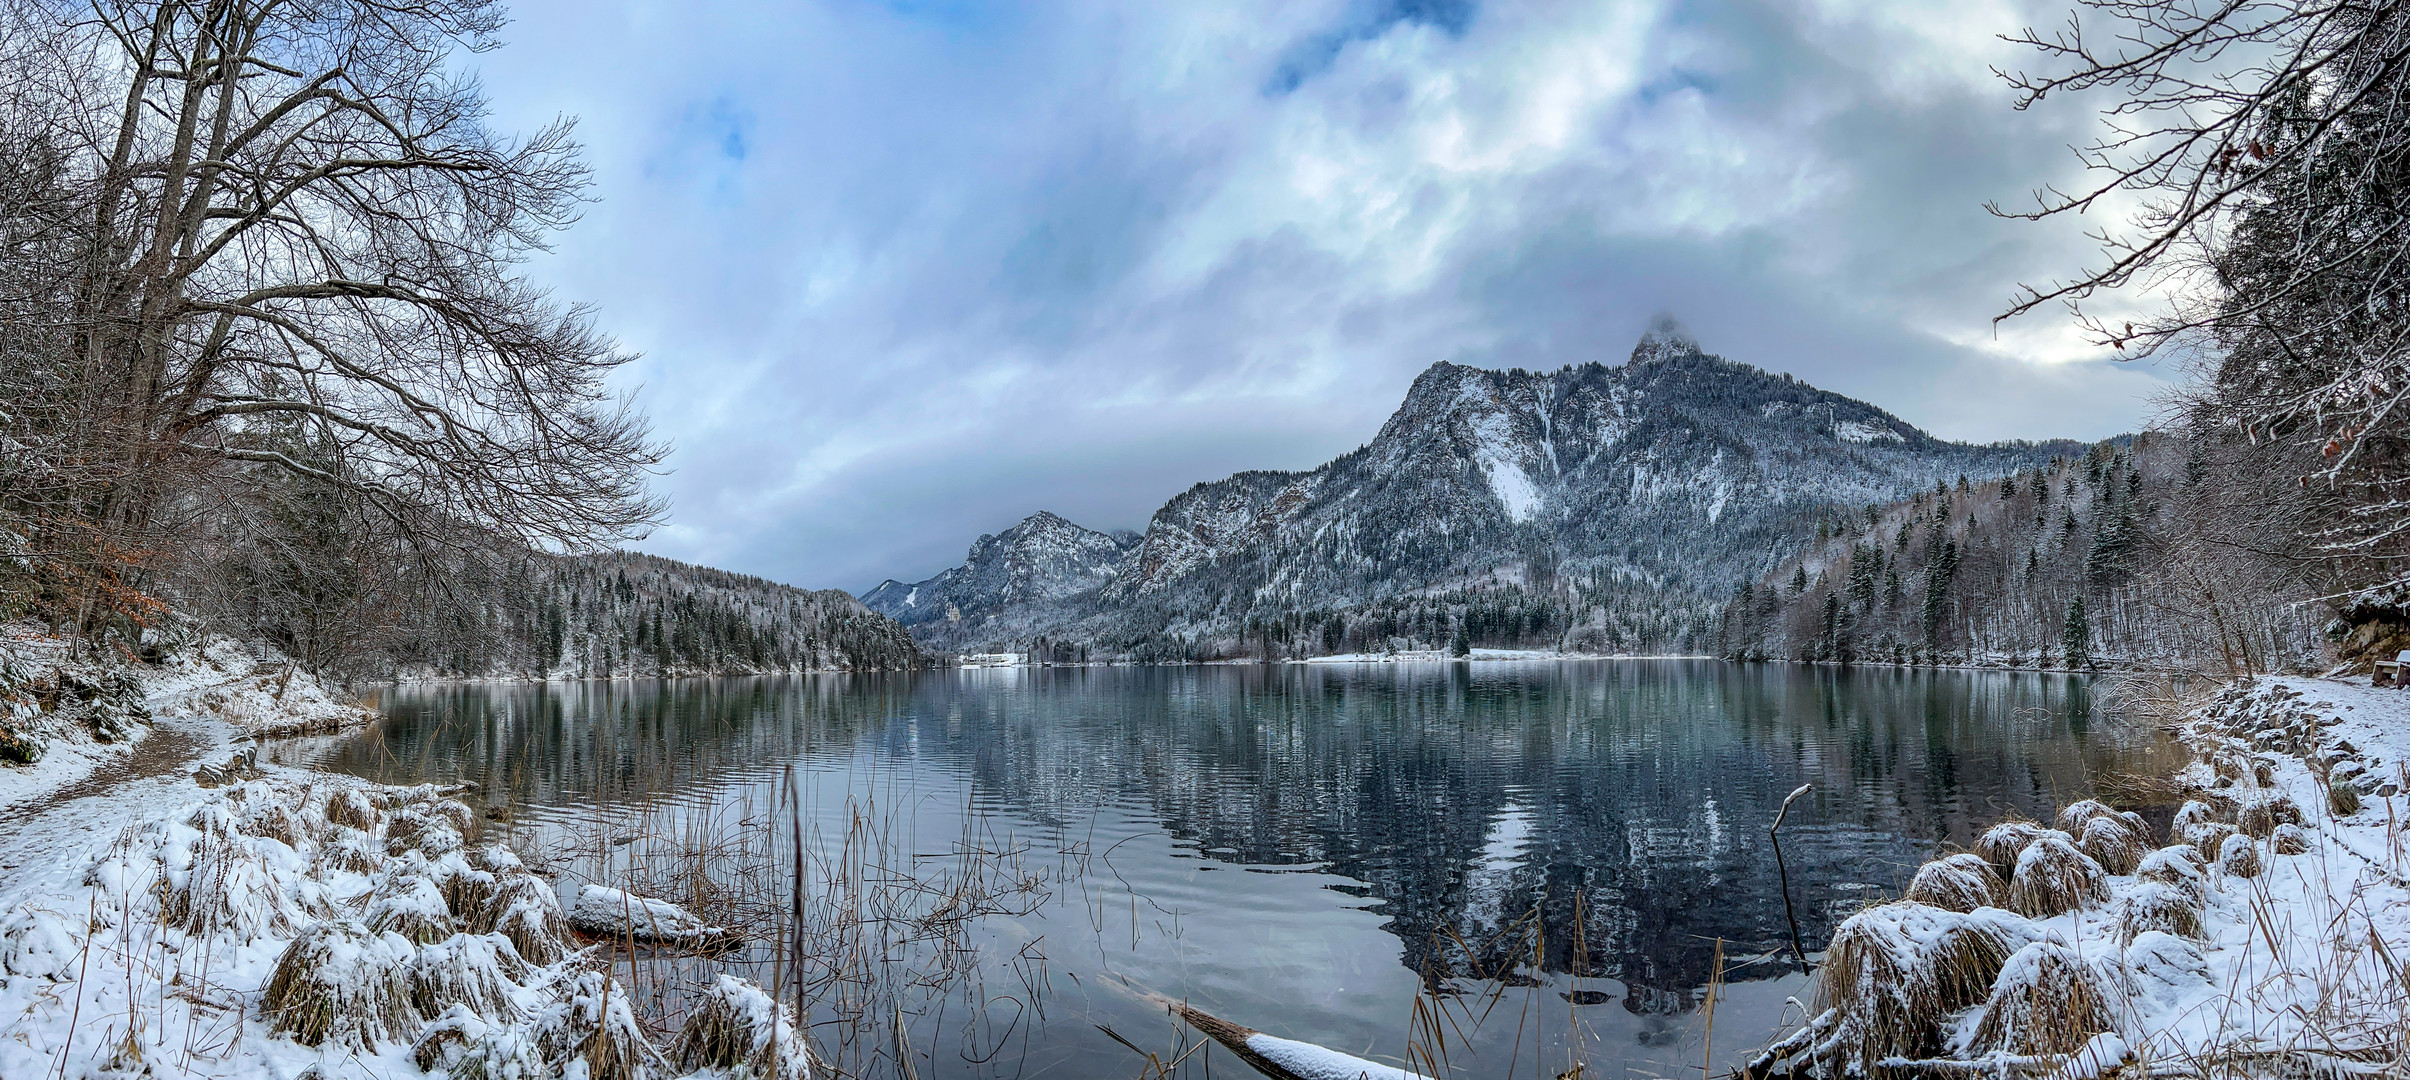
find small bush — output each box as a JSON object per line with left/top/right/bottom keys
{"left": 2114, "top": 881, "right": 2204, "bottom": 944}
{"left": 2181, "top": 820, "right": 2240, "bottom": 862}
{"left": 326, "top": 788, "right": 382, "bottom": 832}
{"left": 411, "top": 931, "right": 528, "bottom": 1022}
{"left": 2270, "top": 824, "right": 2313, "bottom": 855}
{"left": 386, "top": 803, "right": 468, "bottom": 858}
{"left": 530, "top": 970, "right": 666, "bottom": 1080}
{"left": 2076, "top": 815, "right": 2148, "bottom": 875}
{"left": 671, "top": 974, "right": 813, "bottom": 1080}
{"left": 476, "top": 868, "right": 576, "bottom": 966}
{"left": 2329, "top": 782, "right": 2362, "bottom": 817}
{"left": 365, "top": 863, "right": 458, "bottom": 945}
{"left": 0, "top": 722, "right": 43, "bottom": 764}
{"left": 2134, "top": 845, "right": 2207, "bottom": 901}
{"left": 2054, "top": 799, "right": 2118, "bottom": 834}
{"left": 1814, "top": 902, "right": 2025, "bottom": 1068}
{"left": 2170, "top": 800, "right": 2224, "bottom": 835}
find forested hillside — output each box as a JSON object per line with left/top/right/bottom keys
{"left": 1719, "top": 435, "right": 2328, "bottom": 670}
{"left": 383, "top": 552, "right": 928, "bottom": 679}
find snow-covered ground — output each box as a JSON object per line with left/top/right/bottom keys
{"left": 0, "top": 766, "right": 810, "bottom": 1080}
{"left": 0, "top": 627, "right": 818, "bottom": 1080}
{"left": 2, "top": 626, "right": 373, "bottom": 813}
{"left": 1750, "top": 674, "right": 2410, "bottom": 1078}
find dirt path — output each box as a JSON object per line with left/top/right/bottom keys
{"left": 0, "top": 716, "right": 229, "bottom": 881}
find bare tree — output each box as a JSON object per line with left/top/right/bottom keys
{"left": 1997, "top": 2, "right": 2410, "bottom": 580}
{"left": 2, "top": 0, "right": 664, "bottom": 639}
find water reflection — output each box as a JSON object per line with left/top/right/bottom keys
{"left": 319, "top": 661, "right": 2171, "bottom": 1072}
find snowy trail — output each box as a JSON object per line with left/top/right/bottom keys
{"left": 0, "top": 713, "right": 237, "bottom": 901}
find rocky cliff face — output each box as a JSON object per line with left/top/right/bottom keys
{"left": 867, "top": 324, "right": 2084, "bottom": 655}
{"left": 863, "top": 511, "right": 1137, "bottom": 634}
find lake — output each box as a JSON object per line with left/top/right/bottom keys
{"left": 310, "top": 660, "right": 2173, "bottom": 1080}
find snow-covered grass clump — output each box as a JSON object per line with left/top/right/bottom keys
{"left": 1744, "top": 675, "right": 2410, "bottom": 1080}
{"left": 1901, "top": 853, "right": 2002, "bottom": 913}
{"left": 0, "top": 770, "right": 813, "bottom": 1080}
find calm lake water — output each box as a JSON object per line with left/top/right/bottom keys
{"left": 312, "top": 661, "right": 2173, "bottom": 1080}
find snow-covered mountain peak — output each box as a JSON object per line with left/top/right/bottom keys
{"left": 1631, "top": 316, "right": 1701, "bottom": 365}
{"left": 860, "top": 325, "right": 2088, "bottom": 654}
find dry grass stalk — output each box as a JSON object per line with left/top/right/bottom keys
{"left": 1966, "top": 940, "right": 2127, "bottom": 1057}
{"left": 670, "top": 974, "right": 813, "bottom": 1080}
{"left": 2006, "top": 836, "right": 2109, "bottom": 918}
{"left": 2114, "top": 881, "right": 2206, "bottom": 944}
{"left": 1812, "top": 902, "right": 2024, "bottom": 1068}
{"left": 261, "top": 919, "right": 422, "bottom": 1051}
{"left": 2216, "top": 834, "right": 2263, "bottom": 878}
{"left": 1903, "top": 854, "right": 2003, "bottom": 913}
{"left": 2076, "top": 815, "right": 2149, "bottom": 875}
{"left": 1975, "top": 821, "right": 2056, "bottom": 877}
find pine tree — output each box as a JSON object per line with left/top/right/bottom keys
{"left": 1821, "top": 591, "right": 1844, "bottom": 661}
{"left": 2062, "top": 597, "right": 2092, "bottom": 669}
{"left": 1789, "top": 564, "right": 1809, "bottom": 597}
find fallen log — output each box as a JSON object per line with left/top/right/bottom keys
{"left": 1142, "top": 993, "right": 1421, "bottom": 1080}
{"left": 566, "top": 884, "right": 743, "bottom": 953}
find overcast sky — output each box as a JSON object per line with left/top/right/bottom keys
{"left": 471, "top": 0, "right": 2174, "bottom": 593}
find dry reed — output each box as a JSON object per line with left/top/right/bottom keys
{"left": 2006, "top": 835, "right": 2108, "bottom": 918}
{"left": 1812, "top": 902, "right": 2023, "bottom": 1068}
{"left": 1902, "top": 853, "right": 2002, "bottom": 913}
{"left": 1965, "top": 940, "right": 2126, "bottom": 1057}
{"left": 261, "top": 919, "right": 422, "bottom": 1051}
{"left": 1974, "top": 821, "right": 2055, "bottom": 877}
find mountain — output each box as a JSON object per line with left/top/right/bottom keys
{"left": 863, "top": 511, "right": 1137, "bottom": 635}
{"left": 868, "top": 323, "right": 2087, "bottom": 658}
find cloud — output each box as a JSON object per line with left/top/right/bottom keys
{"left": 468, "top": 0, "right": 2166, "bottom": 591}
